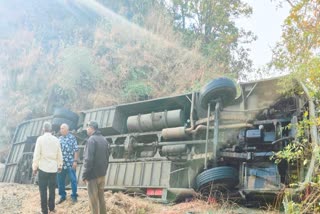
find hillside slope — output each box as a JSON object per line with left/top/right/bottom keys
{"left": 0, "top": 1, "right": 222, "bottom": 141}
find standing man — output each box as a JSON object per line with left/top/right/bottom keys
{"left": 82, "top": 121, "right": 109, "bottom": 214}
{"left": 57, "top": 123, "right": 79, "bottom": 204}
{"left": 32, "top": 122, "right": 63, "bottom": 214}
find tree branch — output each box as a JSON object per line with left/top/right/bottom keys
{"left": 299, "top": 81, "right": 319, "bottom": 184}
{"left": 286, "top": 0, "right": 295, "bottom": 8}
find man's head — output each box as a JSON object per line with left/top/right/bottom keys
{"left": 43, "top": 122, "right": 52, "bottom": 133}
{"left": 86, "top": 121, "right": 98, "bottom": 136}
{"left": 60, "top": 123, "right": 69, "bottom": 136}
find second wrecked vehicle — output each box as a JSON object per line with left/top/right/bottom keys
{"left": 2, "top": 76, "right": 308, "bottom": 202}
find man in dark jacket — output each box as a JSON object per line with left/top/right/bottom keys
{"left": 82, "top": 121, "right": 109, "bottom": 214}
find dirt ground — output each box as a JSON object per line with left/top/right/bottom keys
{"left": 0, "top": 183, "right": 274, "bottom": 214}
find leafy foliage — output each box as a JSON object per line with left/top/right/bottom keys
{"left": 123, "top": 81, "right": 152, "bottom": 101}
{"left": 271, "top": 1, "right": 320, "bottom": 212}
{"left": 272, "top": 0, "right": 320, "bottom": 176}
{"left": 272, "top": 0, "right": 320, "bottom": 101}
{"left": 58, "top": 46, "right": 101, "bottom": 91}
{"left": 102, "top": 0, "right": 256, "bottom": 76}
{"left": 169, "top": 0, "right": 256, "bottom": 75}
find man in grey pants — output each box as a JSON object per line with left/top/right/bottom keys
{"left": 82, "top": 121, "right": 109, "bottom": 214}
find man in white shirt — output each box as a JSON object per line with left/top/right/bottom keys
{"left": 32, "top": 122, "right": 63, "bottom": 214}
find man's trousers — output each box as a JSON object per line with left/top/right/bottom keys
{"left": 38, "top": 169, "right": 57, "bottom": 214}
{"left": 87, "top": 176, "right": 106, "bottom": 214}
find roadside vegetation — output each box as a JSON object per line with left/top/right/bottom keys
{"left": 0, "top": 0, "right": 319, "bottom": 213}
{"left": 270, "top": 0, "right": 320, "bottom": 213}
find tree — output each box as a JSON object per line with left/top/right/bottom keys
{"left": 98, "top": 0, "right": 255, "bottom": 77}
{"left": 168, "top": 0, "right": 256, "bottom": 75}
{"left": 272, "top": 0, "right": 320, "bottom": 100}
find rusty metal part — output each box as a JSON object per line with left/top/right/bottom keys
{"left": 185, "top": 92, "right": 195, "bottom": 132}
{"left": 195, "top": 112, "right": 255, "bottom": 126}
{"left": 161, "top": 122, "right": 252, "bottom": 140}
{"left": 162, "top": 127, "right": 187, "bottom": 140}
{"left": 204, "top": 103, "right": 211, "bottom": 170}
{"left": 127, "top": 109, "right": 185, "bottom": 132}
{"left": 212, "top": 101, "right": 220, "bottom": 165}
{"left": 190, "top": 123, "right": 253, "bottom": 134}
{"left": 161, "top": 145, "right": 187, "bottom": 156}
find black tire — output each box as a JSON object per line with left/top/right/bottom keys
{"left": 52, "top": 117, "right": 77, "bottom": 131}
{"left": 53, "top": 108, "right": 79, "bottom": 123}
{"left": 199, "top": 77, "right": 237, "bottom": 108}
{"left": 196, "top": 166, "right": 238, "bottom": 191}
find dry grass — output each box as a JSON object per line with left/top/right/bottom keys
{"left": 0, "top": 0, "right": 226, "bottom": 136}
{"left": 0, "top": 183, "right": 279, "bottom": 214}
{"left": 283, "top": 183, "right": 320, "bottom": 213}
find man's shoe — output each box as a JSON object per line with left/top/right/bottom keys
{"left": 72, "top": 198, "right": 78, "bottom": 204}
{"left": 56, "top": 198, "right": 66, "bottom": 205}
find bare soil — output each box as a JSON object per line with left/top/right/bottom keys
{"left": 0, "top": 183, "right": 273, "bottom": 214}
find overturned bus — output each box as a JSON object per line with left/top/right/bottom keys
{"left": 1, "top": 76, "right": 308, "bottom": 202}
